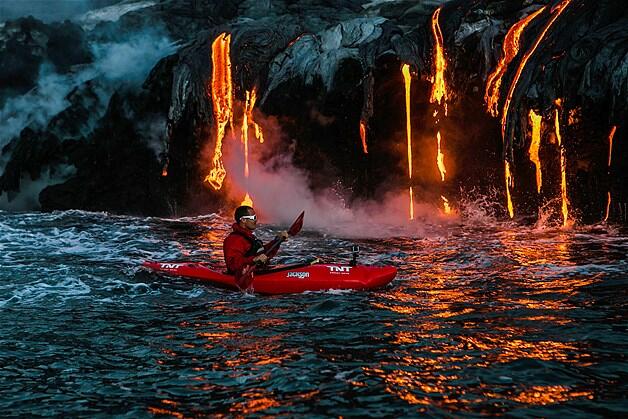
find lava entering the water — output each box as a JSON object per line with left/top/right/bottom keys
{"left": 241, "top": 192, "right": 253, "bottom": 207}
{"left": 499, "top": 0, "right": 572, "bottom": 219}
{"left": 554, "top": 100, "right": 570, "bottom": 227}
{"left": 402, "top": 64, "right": 414, "bottom": 220}
{"left": 485, "top": 7, "right": 546, "bottom": 116}
{"left": 429, "top": 7, "right": 451, "bottom": 214}
{"left": 505, "top": 161, "right": 514, "bottom": 218}
{"left": 204, "top": 33, "right": 234, "bottom": 190}
{"left": 529, "top": 109, "right": 543, "bottom": 193}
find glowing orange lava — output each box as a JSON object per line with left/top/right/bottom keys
{"left": 436, "top": 131, "right": 446, "bottom": 181}
{"left": 528, "top": 109, "right": 543, "bottom": 193}
{"left": 429, "top": 7, "right": 452, "bottom": 213}
{"left": 505, "top": 160, "right": 514, "bottom": 218}
{"left": 501, "top": 0, "right": 572, "bottom": 140}
{"left": 554, "top": 100, "right": 570, "bottom": 227}
{"left": 240, "top": 88, "right": 265, "bottom": 205}
{"left": 485, "top": 7, "right": 546, "bottom": 116}
{"left": 402, "top": 64, "right": 414, "bottom": 220}
{"left": 608, "top": 125, "right": 617, "bottom": 167}
{"left": 241, "top": 192, "right": 253, "bottom": 207}
{"left": 441, "top": 195, "right": 452, "bottom": 214}
{"left": 204, "top": 32, "right": 234, "bottom": 190}
{"left": 430, "top": 7, "right": 448, "bottom": 109}
{"left": 604, "top": 125, "right": 617, "bottom": 222}
{"left": 360, "top": 119, "right": 368, "bottom": 154}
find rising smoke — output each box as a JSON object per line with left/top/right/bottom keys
{"left": 0, "top": 2, "right": 176, "bottom": 210}
{"left": 220, "top": 113, "right": 458, "bottom": 238}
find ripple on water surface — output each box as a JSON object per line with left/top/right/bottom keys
{"left": 0, "top": 210, "right": 627, "bottom": 416}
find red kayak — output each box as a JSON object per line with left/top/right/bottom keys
{"left": 142, "top": 261, "right": 397, "bottom": 294}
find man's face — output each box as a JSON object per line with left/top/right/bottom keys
{"left": 239, "top": 209, "right": 258, "bottom": 231}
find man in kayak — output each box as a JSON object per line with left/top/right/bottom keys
{"left": 223, "top": 205, "right": 289, "bottom": 274}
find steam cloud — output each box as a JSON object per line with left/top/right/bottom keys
{"left": 0, "top": 21, "right": 176, "bottom": 209}
{"left": 220, "top": 115, "right": 460, "bottom": 238}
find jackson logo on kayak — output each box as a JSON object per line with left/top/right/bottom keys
{"left": 328, "top": 266, "right": 351, "bottom": 274}
{"left": 160, "top": 263, "right": 182, "bottom": 269}
{"left": 286, "top": 272, "right": 310, "bottom": 279}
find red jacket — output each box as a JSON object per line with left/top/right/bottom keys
{"left": 223, "top": 223, "right": 279, "bottom": 274}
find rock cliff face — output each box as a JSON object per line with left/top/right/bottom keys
{"left": 0, "top": 0, "right": 626, "bottom": 223}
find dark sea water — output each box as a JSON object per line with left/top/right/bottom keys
{"left": 1, "top": 210, "right": 627, "bottom": 417}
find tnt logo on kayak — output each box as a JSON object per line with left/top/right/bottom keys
{"left": 287, "top": 271, "right": 309, "bottom": 279}
{"left": 328, "top": 266, "right": 351, "bottom": 274}
{"left": 160, "top": 263, "right": 181, "bottom": 269}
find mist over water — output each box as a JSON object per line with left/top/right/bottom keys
{"left": 1, "top": 210, "right": 626, "bottom": 416}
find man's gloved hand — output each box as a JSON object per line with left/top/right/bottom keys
{"left": 276, "top": 230, "right": 289, "bottom": 241}
{"left": 253, "top": 254, "right": 269, "bottom": 265}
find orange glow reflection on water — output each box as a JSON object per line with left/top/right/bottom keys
{"left": 365, "top": 231, "right": 601, "bottom": 410}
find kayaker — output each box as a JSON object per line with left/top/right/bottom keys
{"left": 223, "top": 205, "right": 289, "bottom": 274}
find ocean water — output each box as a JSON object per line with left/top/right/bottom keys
{"left": 0, "top": 210, "right": 627, "bottom": 417}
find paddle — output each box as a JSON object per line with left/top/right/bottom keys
{"left": 235, "top": 211, "right": 305, "bottom": 291}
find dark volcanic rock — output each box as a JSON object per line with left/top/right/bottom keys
{"left": 0, "top": 0, "right": 626, "bottom": 223}
{"left": 0, "top": 17, "right": 92, "bottom": 102}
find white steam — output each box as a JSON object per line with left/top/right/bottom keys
{"left": 220, "top": 117, "right": 456, "bottom": 238}
{"left": 0, "top": 30, "right": 175, "bottom": 156}
{"left": 0, "top": 29, "right": 176, "bottom": 209}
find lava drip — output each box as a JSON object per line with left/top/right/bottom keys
{"left": 402, "top": 64, "right": 414, "bottom": 220}
{"left": 359, "top": 72, "right": 374, "bottom": 155}
{"left": 499, "top": 0, "right": 572, "bottom": 218}
{"left": 239, "top": 88, "right": 265, "bottom": 206}
{"left": 554, "top": 100, "right": 570, "bottom": 227}
{"left": 501, "top": 0, "right": 572, "bottom": 140}
{"left": 359, "top": 119, "right": 368, "bottom": 154}
{"left": 430, "top": 7, "right": 448, "bottom": 109}
{"left": 429, "top": 7, "right": 451, "bottom": 214}
{"left": 504, "top": 161, "right": 514, "bottom": 218}
{"left": 484, "top": 7, "right": 546, "bottom": 116}
{"left": 528, "top": 110, "right": 543, "bottom": 193}
{"left": 204, "top": 33, "right": 234, "bottom": 190}
{"left": 604, "top": 126, "right": 617, "bottom": 222}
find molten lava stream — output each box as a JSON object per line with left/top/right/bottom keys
{"left": 402, "top": 64, "right": 414, "bottom": 220}
{"left": 484, "top": 7, "right": 546, "bottom": 116}
{"left": 499, "top": 0, "right": 572, "bottom": 219}
{"left": 501, "top": 0, "right": 573, "bottom": 140}
{"left": 528, "top": 110, "right": 543, "bottom": 193}
{"left": 430, "top": 7, "right": 448, "bottom": 109}
{"left": 604, "top": 126, "right": 617, "bottom": 222}
{"left": 430, "top": 7, "right": 452, "bottom": 214}
{"left": 239, "top": 88, "right": 265, "bottom": 207}
{"left": 204, "top": 32, "right": 234, "bottom": 190}
{"left": 505, "top": 161, "right": 514, "bottom": 218}
{"left": 360, "top": 119, "right": 368, "bottom": 154}
{"left": 554, "top": 100, "right": 570, "bottom": 227}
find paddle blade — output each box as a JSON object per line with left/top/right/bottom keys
{"left": 235, "top": 265, "right": 255, "bottom": 291}
{"left": 288, "top": 211, "right": 305, "bottom": 236}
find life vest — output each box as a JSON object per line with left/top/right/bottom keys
{"left": 232, "top": 230, "right": 264, "bottom": 257}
